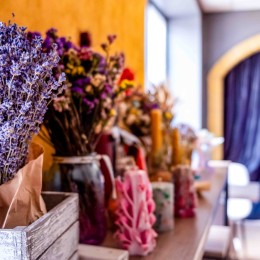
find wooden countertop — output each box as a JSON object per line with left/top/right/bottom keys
{"left": 103, "top": 167, "right": 227, "bottom": 260}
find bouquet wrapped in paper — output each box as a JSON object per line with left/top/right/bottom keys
{"left": 0, "top": 143, "right": 46, "bottom": 228}
{"left": 0, "top": 21, "right": 65, "bottom": 228}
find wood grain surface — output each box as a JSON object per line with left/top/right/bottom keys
{"left": 69, "top": 251, "right": 79, "bottom": 260}
{"left": 38, "top": 221, "right": 79, "bottom": 260}
{"left": 26, "top": 192, "right": 78, "bottom": 259}
{"left": 103, "top": 168, "right": 227, "bottom": 260}
{"left": 0, "top": 192, "right": 79, "bottom": 260}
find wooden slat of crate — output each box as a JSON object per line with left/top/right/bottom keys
{"left": 26, "top": 192, "right": 78, "bottom": 259}
{"left": 69, "top": 251, "right": 79, "bottom": 260}
{"left": 38, "top": 221, "right": 79, "bottom": 260}
{"left": 0, "top": 192, "right": 79, "bottom": 260}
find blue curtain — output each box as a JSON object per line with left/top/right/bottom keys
{"left": 224, "top": 52, "right": 260, "bottom": 181}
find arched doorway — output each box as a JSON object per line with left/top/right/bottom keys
{"left": 207, "top": 34, "right": 260, "bottom": 160}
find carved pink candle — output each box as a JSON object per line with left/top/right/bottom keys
{"left": 172, "top": 165, "right": 197, "bottom": 218}
{"left": 114, "top": 169, "right": 157, "bottom": 256}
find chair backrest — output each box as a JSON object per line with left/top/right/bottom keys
{"left": 228, "top": 162, "right": 250, "bottom": 186}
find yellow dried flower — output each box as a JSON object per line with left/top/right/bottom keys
{"left": 130, "top": 107, "right": 139, "bottom": 115}
{"left": 164, "top": 111, "right": 173, "bottom": 120}
{"left": 109, "top": 109, "right": 117, "bottom": 117}
{"left": 120, "top": 79, "right": 133, "bottom": 89}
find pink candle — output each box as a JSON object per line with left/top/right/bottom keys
{"left": 115, "top": 169, "right": 157, "bottom": 256}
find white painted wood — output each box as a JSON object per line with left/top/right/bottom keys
{"left": 0, "top": 230, "right": 27, "bottom": 260}
{"left": 0, "top": 192, "right": 79, "bottom": 260}
{"left": 69, "top": 251, "right": 79, "bottom": 260}
{"left": 78, "top": 244, "right": 129, "bottom": 260}
{"left": 39, "top": 222, "right": 79, "bottom": 260}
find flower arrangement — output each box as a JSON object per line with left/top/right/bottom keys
{"left": 119, "top": 87, "right": 155, "bottom": 137}
{"left": 149, "top": 84, "right": 176, "bottom": 170}
{"left": 38, "top": 29, "right": 130, "bottom": 156}
{"left": 119, "top": 84, "right": 175, "bottom": 173}
{"left": 148, "top": 84, "right": 175, "bottom": 134}
{"left": 0, "top": 22, "right": 65, "bottom": 185}
{"left": 120, "top": 84, "right": 175, "bottom": 139}
{"left": 177, "top": 123, "right": 197, "bottom": 165}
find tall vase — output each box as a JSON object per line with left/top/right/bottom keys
{"left": 95, "top": 133, "right": 116, "bottom": 206}
{"left": 44, "top": 155, "right": 108, "bottom": 245}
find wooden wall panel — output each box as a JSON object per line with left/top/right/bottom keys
{"left": 0, "top": 0, "right": 146, "bottom": 84}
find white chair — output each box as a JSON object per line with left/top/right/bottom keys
{"left": 227, "top": 161, "right": 260, "bottom": 259}
{"left": 228, "top": 162, "right": 249, "bottom": 186}
{"left": 205, "top": 161, "right": 253, "bottom": 259}
{"left": 205, "top": 161, "right": 260, "bottom": 259}
{"left": 204, "top": 161, "right": 231, "bottom": 259}
{"left": 228, "top": 162, "right": 259, "bottom": 201}
{"left": 204, "top": 225, "right": 231, "bottom": 259}
{"left": 228, "top": 198, "right": 253, "bottom": 221}
{"left": 227, "top": 198, "right": 254, "bottom": 259}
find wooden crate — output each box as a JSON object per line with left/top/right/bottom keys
{"left": 0, "top": 192, "right": 79, "bottom": 260}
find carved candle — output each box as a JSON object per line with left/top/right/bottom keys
{"left": 172, "top": 165, "right": 197, "bottom": 218}
{"left": 115, "top": 169, "right": 157, "bottom": 256}
{"left": 152, "top": 182, "right": 174, "bottom": 232}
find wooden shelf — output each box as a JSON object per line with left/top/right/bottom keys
{"left": 103, "top": 167, "right": 227, "bottom": 260}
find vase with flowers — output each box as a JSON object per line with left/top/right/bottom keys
{"left": 36, "top": 28, "right": 130, "bottom": 244}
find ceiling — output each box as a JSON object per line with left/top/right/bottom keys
{"left": 152, "top": 0, "right": 200, "bottom": 18}
{"left": 199, "top": 0, "right": 260, "bottom": 13}
{"left": 151, "top": 0, "right": 260, "bottom": 17}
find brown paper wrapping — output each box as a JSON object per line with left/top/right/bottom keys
{"left": 0, "top": 143, "right": 47, "bottom": 229}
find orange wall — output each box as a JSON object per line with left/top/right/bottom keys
{"left": 0, "top": 0, "right": 146, "bottom": 84}
{"left": 0, "top": 0, "right": 146, "bottom": 171}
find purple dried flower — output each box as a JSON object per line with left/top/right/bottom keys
{"left": 42, "top": 30, "right": 126, "bottom": 155}
{"left": 104, "top": 83, "right": 113, "bottom": 94}
{"left": 0, "top": 21, "right": 66, "bottom": 185}
{"left": 74, "top": 77, "right": 91, "bottom": 88}
{"left": 80, "top": 32, "right": 92, "bottom": 47}
{"left": 151, "top": 103, "right": 159, "bottom": 109}
{"left": 41, "top": 28, "right": 76, "bottom": 54}
{"left": 27, "top": 31, "right": 41, "bottom": 42}
{"left": 107, "top": 34, "right": 116, "bottom": 44}
{"left": 100, "top": 92, "right": 107, "bottom": 99}
{"left": 100, "top": 43, "right": 107, "bottom": 51}
{"left": 72, "top": 87, "right": 84, "bottom": 95}
{"left": 83, "top": 98, "right": 95, "bottom": 110}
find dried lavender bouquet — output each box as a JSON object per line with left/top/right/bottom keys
{"left": 0, "top": 21, "right": 65, "bottom": 185}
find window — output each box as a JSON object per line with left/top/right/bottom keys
{"left": 145, "top": 2, "right": 167, "bottom": 89}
